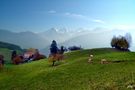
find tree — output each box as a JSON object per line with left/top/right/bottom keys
{"left": 49, "top": 40, "right": 58, "bottom": 66}
{"left": 110, "top": 33, "right": 132, "bottom": 51}
{"left": 11, "top": 50, "right": 17, "bottom": 61}
{"left": 50, "top": 40, "right": 58, "bottom": 55}
{"left": 125, "top": 33, "right": 132, "bottom": 47}
{"left": 116, "top": 36, "right": 129, "bottom": 50}
{"left": 111, "top": 36, "right": 117, "bottom": 48}
{"left": 59, "top": 46, "right": 65, "bottom": 54}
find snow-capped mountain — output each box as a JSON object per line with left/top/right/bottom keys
{"left": 39, "top": 28, "right": 73, "bottom": 43}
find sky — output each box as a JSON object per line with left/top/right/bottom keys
{"left": 0, "top": 0, "right": 135, "bottom": 32}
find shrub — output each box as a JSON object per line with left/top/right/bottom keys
{"left": 68, "top": 46, "right": 82, "bottom": 51}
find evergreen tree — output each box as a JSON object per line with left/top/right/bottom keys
{"left": 11, "top": 50, "right": 17, "bottom": 60}
{"left": 50, "top": 40, "right": 58, "bottom": 54}
{"left": 60, "top": 46, "right": 65, "bottom": 54}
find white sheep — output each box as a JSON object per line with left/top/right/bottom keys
{"left": 88, "top": 58, "right": 92, "bottom": 63}
{"left": 101, "top": 59, "right": 109, "bottom": 64}
{"left": 90, "top": 55, "right": 93, "bottom": 58}
{"left": 88, "top": 54, "right": 93, "bottom": 63}
{"left": 127, "top": 85, "right": 134, "bottom": 89}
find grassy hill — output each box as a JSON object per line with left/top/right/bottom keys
{"left": 0, "top": 48, "right": 135, "bottom": 90}
{"left": 0, "top": 48, "right": 22, "bottom": 64}
{"left": 0, "top": 41, "right": 23, "bottom": 51}
{"left": 0, "top": 41, "right": 23, "bottom": 63}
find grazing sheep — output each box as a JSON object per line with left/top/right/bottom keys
{"left": 90, "top": 55, "right": 93, "bottom": 58}
{"left": 88, "top": 58, "right": 92, "bottom": 63}
{"left": 101, "top": 59, "right": 109, "bottom": 64}
{"left": 88, "top": 54, "right": 93, "bottom": 63}
{"left": 127, "top": 85, "right": 133, "bottom": 89}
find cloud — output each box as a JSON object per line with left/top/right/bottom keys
{"left": 48, "top": 10, "right": 56, "bottom": 14}
{"left": 64, "top": 12, "right": 87, "bottom": 19}
{"left": 47, "top": 11, "right": 106, "bottom": 24}
{"left": 92, "top": 19, "right": 105, "bottom": 24}
{"left": 64, "top": 12, "right": 105, "bottom": 24}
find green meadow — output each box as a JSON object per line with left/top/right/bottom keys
{"left": 0, "top": 48, "right": 135, "bottom": 90}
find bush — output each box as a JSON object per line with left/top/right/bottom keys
{"left": 68, "top": 46, "right": 82, "bottom": 51}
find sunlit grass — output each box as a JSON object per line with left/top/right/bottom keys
{"left": 0, "top": 48, "right": 135, "bottom": 90}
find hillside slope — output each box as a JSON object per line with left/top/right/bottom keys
{"left": 0, "top": 41, "right": 22, "bottom": 51}
{"left": 0, "top": 41, "right": 23, "bottom": 63}
{"left": 0, "top": 48, "right": 22, "bottom": 63}
{"left": 0, "top": 48, "right": 135, "bottom": 90}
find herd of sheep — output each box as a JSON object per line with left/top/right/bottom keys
{"left": 88, "top": 54, "right": 110, "bottom": 64}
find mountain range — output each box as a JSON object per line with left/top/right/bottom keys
{"left": 0, "top": 29, "right": 49, "bottom": 49}
{"left": 0, "top": 28, "right": 134, "bottom": 55}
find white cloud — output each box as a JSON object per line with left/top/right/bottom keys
{"left": 47, "top": 11, "right": 106, "bottom": 24}
{"left": 92, "top": 19, "right": 105, "bottom": 24}
{"left": 48, "top": 10, "right": 56, "bottom": 14}
{"left": 64, "top": 12, "right": 87, "bottom": 20}
{"left": 64, "top": 12, "right": 105, "bottom": 24}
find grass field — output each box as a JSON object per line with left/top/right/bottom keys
{"left": 0, "top": 48, "right": 135, "bottom": 90}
